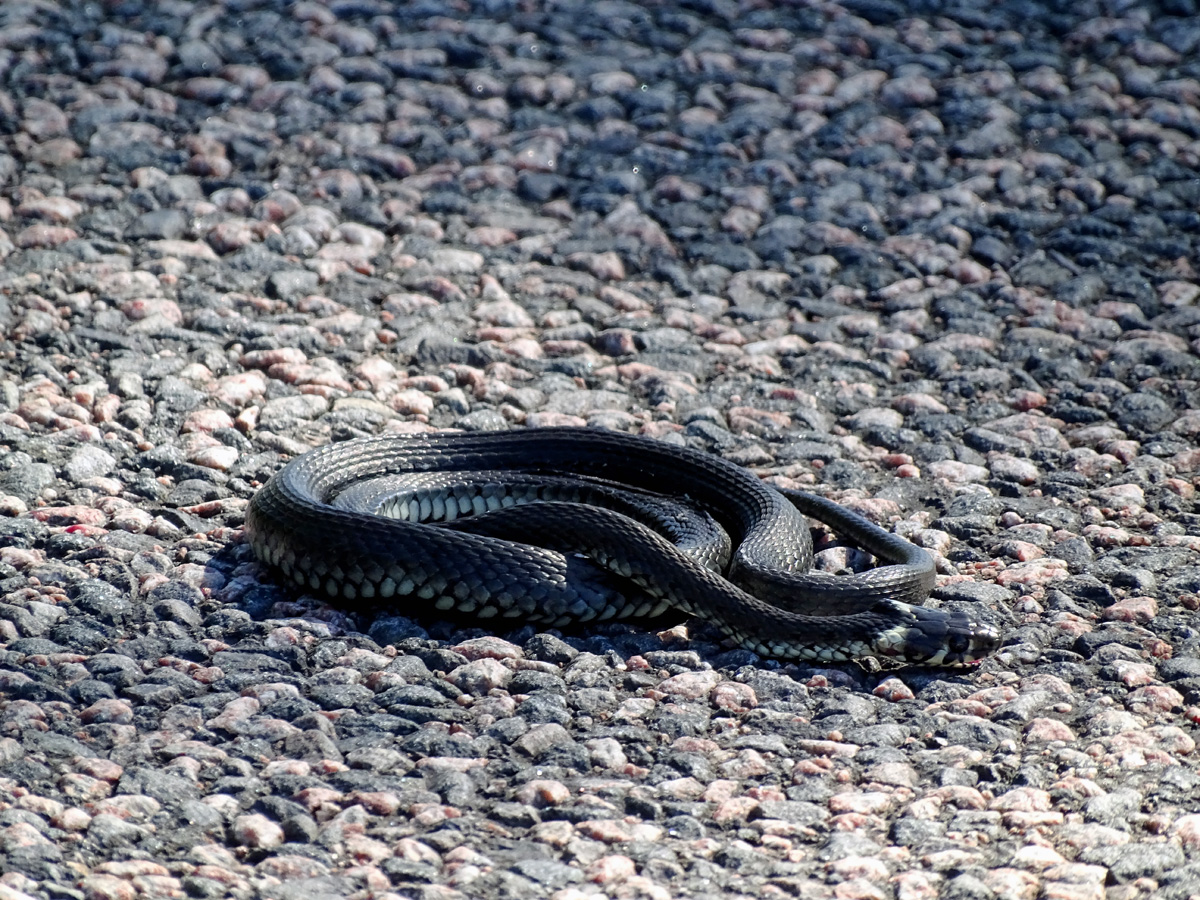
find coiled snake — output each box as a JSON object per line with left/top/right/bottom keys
{"left": 245, "top": 428, "right": 999, "bottom": 665}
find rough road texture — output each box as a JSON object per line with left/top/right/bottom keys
{"left": 1, "top": 1, "right": 1200, "bottom": 899}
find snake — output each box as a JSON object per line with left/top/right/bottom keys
{"left": 244, "top": 427, "right": 999, "bottom": 665}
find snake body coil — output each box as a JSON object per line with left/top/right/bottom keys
{"left": 245, "top": 428, "right": 999, "bottom": 665}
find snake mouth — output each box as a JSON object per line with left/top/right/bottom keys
{"left": 875, "top": 604, "right": 1001, "bottom": 667}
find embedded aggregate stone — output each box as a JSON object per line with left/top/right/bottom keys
{"left": 0, "top": 1, "right": 1199, "bottom": 897}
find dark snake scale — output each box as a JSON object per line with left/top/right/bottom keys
{"left": 245, "top": 428, "right": 1000, "bottom": 666}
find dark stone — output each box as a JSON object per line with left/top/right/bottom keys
{"left": 1111, "top": 392, "right": 1174, "bottom": 433}
{"left": 116, "top": 768, "right": 199, "bottom": 807}
{"left": 125, "top": 208, "right": 187, "bottom": 241}
{"left": 1159, "top": 657, "right": 1200, "bottom": 682}
{"left": 266, "top": 270, "right": 321, "bottom": 301}
{"left": 510, "top": 859, "right": 583, "bottom": 887}
{"left": 1083, "top": 840, "right": 1183, "bottom": 883}
{"left": 936, "top": 718, "right": 1020, "bottom": 749}
{"left": 970, "top": 235, "right": 1011, "bottom": 265}
{"left": 524, "top": 633, "right": 579, "bottom": 664}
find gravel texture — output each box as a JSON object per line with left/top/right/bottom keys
{"left": 1, "top": 1, "right": 1200, "bottom": 898}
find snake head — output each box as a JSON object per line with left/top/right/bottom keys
{"left": 876, "top": 602, "right": 1001, "bottom": 667}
